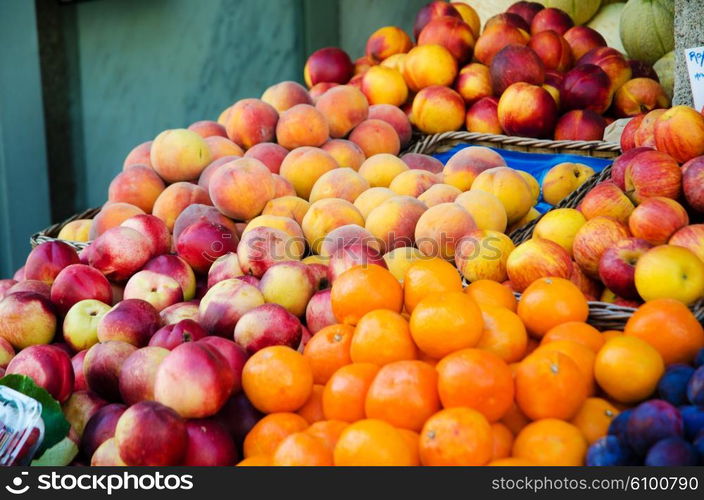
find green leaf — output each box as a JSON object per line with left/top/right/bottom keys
{"left": 0, "top": 374, "right": 70, "bottom": 456}
{"left": 31, "top": 437, "right": 78, "bottom": 466}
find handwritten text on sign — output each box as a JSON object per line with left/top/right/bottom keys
{"left": 686, "top": 47, "right": 704, "bottom": 111}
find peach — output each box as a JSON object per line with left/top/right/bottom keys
{"left": 303, "top": 47, "right": 354, "bottom": 87}
{"left": 497, "top": 82, "right": 558, "bottom": 138}
{"left": 308, "top": 82, "right": 339, "bottom": 103}
{"left": 389, "top": 170, "right": 437, "bottom": 197}
{"left": 451, "top": 2, "right": 481, "bottom": 36}
{"left": 474, "top": 24, "right": 529, "bottom": 66}
{"left": 366, "top": 26, "right": 413, "bottom": 63}
{"left": 491, "top": 44, "right": 546, "bottom": 96}
{"left": 383, "top": 246, "right": 426, "bottom": 282}
{"left": 563, "top": 26, "right": 606, "bottom": 61}
{"left": 542, "top": 162, "right": 595, "bottom": 205}
{"left": 209, "top": 157, "right": 276, "bottom": 220}
{"left": 455, "top": 190, "right": 508, "bottom": 232}
{"left": 506, "top": 238, "right": 573, "bottom": 292}
{"left": 365, "top": 195, "right": 427, "bottom": 252}
{"left": 197, "top": 156, "right": 239, "bottom": 192}
{"left": 321, "top": 139, "right": 366, "bottom": 170}
{"left": 276, "top": 103, "right": 330, "bottom": 150}
{"left": 354, "top": 55, "right": 375, "bottom": 76}
{"left": 354, "top": 186, "right": 397, "bottom": 219}
{"left": 315, "top": 85, "right": 369, "bottom": 138}
{"left": 0, "top": 292, "right": 57, "bottom": 349}
{"left": 121, "top": 214, "right": 171, "bottom": 258}
{"left": 366, "top": 107, "right": 413, "bottom": 151}
{"left": 143, "top": 254, "right": 197, "bottom": 301}
{"left": 633, "top": 109, "right": 666, "bottom": 148}
{"left": 118, "top": 346, "right": 169, "bottom": 406}
{"left": 349, "top": 119, "right": 401, "bottom": 157}
{"left": 318, "top": 224, "right": 380, "bottom": 258}
{"left": 472, "top": 166, "right": 534, "bottom": 225}
{"left": 412, "top": 85, "right": 465, "bottom": 135}
{"left": 7, "top": 344, "right": 73, "bottom": 403}
{"left": 528, "top": 30, "right": 572, "bottom": 72}
{"left": 182, "top": 418, "right": 237, "bottom": 467}
{"left": 123, "top": 141, "right": 152, "bottom": 170}
{"left": 506, "top": 1, "right": 544, "bottom": 25}
{"left": 577, "top": 47, "right": 632, "bottom": 93}
{"left": 206, "top": 252, "right": 243, "bottom": 289}
{"left": 63, "top": 390, "right": 107, "bottom": 438}
{"left": 108, "top": 165, "right": 165, "bottom": 214}
{"left": 442, "top": 146, "right": 507, "bottom": 191}
{"left": 243, "top": 142, "right": 288, "bottom": 174}
{"left": 309, "top": 168, "right": 369, "bottom": 204}
{"left": 418, "top": 183, "right": 462, "bottom": 207}
{"left": 150, "top": 129, "right": 211, "bottom": 183}
{"left": 199, "top": 279, "right": 265, "bottom": 336}
{"left": 224, "top": 98, "right": 279, "bottom": 150}
{"left": 97, "top": 298, "right": 161, "bottom": 347}
{"left": 413, "top": 1, "right": 463, "bottom": 39}
{"left": 57, "top": 219, "right": 92, "bottom": 242}
{"left": 578, "top": 181, "right": 635, "bottom": 223}
{"left": 51, "top": 264, "right": 112, "bottom": 316}
{"left": 88, "top": 430, "right": 126, "bottom": 466}
{"left": 561, "top": 64, "right": 613, "bottom": 114}
{"left": 84, "top": 340, "right": 138, "bottom": 401}
{"left": 612, "top": 78, "right": 670, "bottom": 118}
{"left": 573, "top": 216, "right": 631, "bottom": 278}
{"left": 279, "top": 147, "right": 338, "bottom": 200}
{"left": 262, "top": 196, "right": 310, "bottom": 225}
{"left": 259, "top": 261, "right": 316, "bottom": 317}
{"left": 89, "top": 202, "right": 145, "bottom": 239}
{"left": 176, "top": 220, "right": 240, "bottom": 274}
{"left": 654, "top": 105, "right": 704, "bottom": 163}
{"left": 455, "top": 229, "right": 516, "bottom": 282}
{"left": 62, "top": 299, "right": 110, "bottom": 352}
{"left": 361, "top": 66, "right": 408, "bottom": 107}
{"left": 24, "top": 241, "right": 80, "bottom": 285}
{"left": 88, "top": 226, "right": 151, "bottom": 282}
{"left": 402, "top": 44, "right": 458, "bottom": 93}
{"left": 401, "top": 153, "right": 444, "bottom": 174}
{"left": 415, "top": 202, "right": 477, "bottom": 260}
{"left": 152, "top": 182, "right": 211, "bottom": 232}
{"left": 484, "top": 12, "right": 530, "bottom": 33}
{"left": 243, "top": 214, "right": 305, "bottom": 257}
{"left": 172, "top": 203, "right": 238, "bottom": 243}
{"left": 516, "top": 169, "right": 540, "bottom": 203}
{"left": 272, "top": 174, "right": 296, "bottom": 198}
{"left": 188, "top": 120, "right": 227, "bottom": 138}
{"left": 123, "top": 271, "right": 183, "bottom": 313}
{"left": 237, "top": 226, "right": 298, "bottom": 277}
{"left": 205, "top": 136, "right": 245, "bottom": 161}
{"left": 149, "top": 319, "right": 207, "bottom": 351}
{"left": 466, "top": 96, "right": 503, "bottom": 134}
{"left": 418, "top": 16, "right": 475, "bottom": 63}
{"left": 554, "top": 110, "right": 607, "bottom": 141}
{"left": 530, "top": 7, "right": 573, "bottom": 35}
{"left": 7, "top": 280, "right": 50, "bottom": 300}
{"left": 0, "top": 337, "right": 14, "bottom": 368}
{"left": 301, "top": 198, "right": 365, "bottom": 254}
{"left": 380, "top": 53, "right": 407, "bottom": 73}
{"left": 159, "top": 301, "right": 200, "bottom": 326}
{"left": 305, "top": 289, "right": 336, "bottom": 334}
{"left": 455, "top": 63, "right": 493, "bottom": 105}
{"left": 358, "top": 153, "right": 409, "bottom": 188}
{"left": 261, "top": 81, "right": 313, "bottom": 112}
{"left": 217, "top": 105, "right": 232, "bottom": 125}
{"left": 234, "top": 303, "right": 302, "bottom": 354}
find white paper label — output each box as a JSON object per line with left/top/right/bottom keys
{"left": 685, "top": 46, "right": 704, "bottom": 111}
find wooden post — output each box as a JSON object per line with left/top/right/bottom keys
{"left": 674, "top": 0, "right": 704, "bottom": 106}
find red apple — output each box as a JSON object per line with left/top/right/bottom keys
{"left": 611, "top": 147, "right": 653, "bottom": 189}
{"left": 578, "top": 181, "right": 634, "bottom": 223}
{"left": 24, "top": 241, "right": 80, "bottom": 285}
{"left": 554, "top": 109, "right": 607, "bottom": 141}
{"left": 95, "top": 299, "right": 160, "bottom": 347}
{"left": 81, "top": 403, "right": 126, "bottom": 459}
{"left": 207, "top": 252, "right": 243, "bottom": 289}
{"left": 120, "top": 214, "right": 171, "bottom": 258}
{"left": 304, "top": 47, "right": 354, "bottom": 87}
{"left": 83, "top": 340, "right": 138, "bottom": 401}
{"left": 0, "top": 291, "right": 57, "bottom": 349}
{"left": 143, "top": 254, "right": 197, "bottom": 301}
{"left": 149, "top": 319, "right": 208, "bottom": 350}
{"left": 118, "top": 346, "right": 170, "bottom": 405}
{"left": 490, "top": 44, "right": 545, "bottom": 95}
{"left": 506, "top": 1, "right": 544, "bottom": 25}
{"left": 305, "top": 289, "right": 336, "bottom": 334}
{"left": 72, "top": 350, "right": 88, "bottom": 391}
{"left": 123, "top": 270, "right": 184, "bottom": 312}
{"left": 633, "top": 109, "right": 665, "bottom": 148}
{"left": 198, "top": 337, "right": 247, "bottom": 394}
{"left": 563, "top": 26, "right": 606, "bottom": 61}
{"left": 505, "top": 238, "right": 573, "bottom": 292}
{"left": 572, "top": 216, "right": 631, "bottom": 278}
{"left": 683, "top": 157, "right": 704, "bottom": 212}
{"left": 6, "top": 344, "right": 73, "bottom": 403}
{"left": 612, "top": 78, "right": 669, "bottom": 118}
{"left": 669, "top": 224, "right": 704, "bottom": 262}
{"left": 628, "top": 197, "right": 689, "bottom": 245}
{"left": 199, "top": 279, "right": 264, "bottom": 336}
{"left": 62, "top": 390, "right": 107, "bottom": 437}
{"left": 327, "top": 242, "right": 388, "bottom": 283}
{"left": 598, "top": 237, "right": 653, "bottom": 300}
{"left": 624, "top": 150, "right": 682, "bottom": 204}
{"left": 234, "top": 303, "right": 302, "bottom": 355}
{"left": 653, "top": 105, "right": 704, "bottom": 164}
{"left": 176, "top": 220, "right": 239, "bottom": 275}
{"left": 159, "top": 300, "right": 200, "bottom": 325}
{"left": 236, "top": 226, "right": 295, "bottom": 278}
{"left": 183, "top": 418, "right": 237, "bottom": 466}
{"left": 530, "top": 7, "right": 573, "bottom": 36}
{"left": 560, "top": 64, "right": 612, "bottom": 114}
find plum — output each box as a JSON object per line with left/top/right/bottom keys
{"left": 586, "top": 436, "right": 639, "bottom": 466}
{"left": 608, "top": 408, "right": 633, "bottom": 442}
{"left": 680, "top": 405, "right": 704, "bottom": 441}
{"left": 694, "top": 348, "right": 704, "bottom": 368}
{"left": 645, "top": 437, "right": 698, "bottom": 466}
{"left": 686, "top": 366, "right": 704, "bottom": 406}
{"left": 693, "top": 432, "right": 704, "bottom": 464}
{"left": 626, "top": 400, "right": 683, "bottom": 456}
{"left": 657, "top": 364, "right": 695, "bottom": 406}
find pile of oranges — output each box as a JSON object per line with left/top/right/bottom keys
{"left": 236, "top": 259, "right": 704, "bottom": 466}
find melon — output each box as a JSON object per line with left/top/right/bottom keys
{"left": 653, "top": 51, "right": 674, "bottom": 99}
{"left": 587, "top": 3, "right": 626, "bottom": 53}
{"left": 538, "top": 0, "right": 602, "bottom": 25}
{"left": 457, "top": 0, "right": 514, "bottom": 27}
{"left": 619, "top": 0, "right": 674, "bottom": 65}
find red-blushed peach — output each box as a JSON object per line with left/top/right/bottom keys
{"left": 624, "top": 150, "right": 682, "bottom": 204}
{"left": 307, "top": 168, "right": 369, "bottom": 204}
{"left": 412, "top": 85, "right": 465, "bottom": 135}
{"left": 150, "top": 128, "right": 212, "bottom": 183}
{"left": 366, "top": 26, "right": 413, "bottom": 63}
{"left": 528, "top": 30, "right": 572, "bottom": 72}
{"left": 234, "top": 303, "right": 302, "bottom": 355}
{"left": 653, "top": 106, "right": 704, "bottom": 163}
{"left": 413, "top": 1, "right": 462, "bottom": 39}
{"left": 402, "top": 44, "right": 458, "bottom": 93}
{"left": 143, "top": 254, "right": 196, "bottom": 301}
{"left": 84, "top": 340, "right": 138, "bottom": 401}
{"left": 108, "top": 165, "right": 165, "bottom": 214}
{"left": 149, "top": 319, "right": 207, "bottom": 351}
{"left": 197, "top": 156, "right": 239, "bottom": 192}
{"left": 466, "top": 96, "right": 503, "bottom": 134}
{"left": 71, "top": 350, "right": 88, "bottom": 391}
{"left": 88, "top": 226, "right": 152, "bottom": 282}
{"left": 418, "top": 16, "right": 475, "bottom": 64}
{"left": 89, "top": 435, "right": 126, "bottom": 466}
{"left": 118, "top": 346, "right": 169, "bottom": 405}
{"left": 176, "top": 220, "right": 240, "bottom": 274}
{"left": 490, "top": 44, "right": 545, "bottom": 96}
{"left": 572, "top": 216, "right": 631, "bottom": 278}
{"left": 442, "top": 146, "right": 506, "bottom": 192}
{"left": 530, "top": 7, "right": 573, "bottom": 35}
{"left": 380, "top": 53, "right": 407, "bottom": 74}
{"left": 561, "top": 64, "right": 613, "bottom": 114}
{"left": 0, "top": 337, "right": 15, "bottom": 368}
{"left": 204, "top": 136, "right": 245, "bottom": 161}
{"left": 159, "top": 301, "right": 200, "bottom": 326}
{"left": 172, "top": 204, "right": 237, "bottom": 243}
{"left": 472, "top": 166, "right": 534, "bottom": 225}
{"left": 51, "top": 264, "right": 112, "bottom": 316}
{"left": 353, "top": 187, "right": 397, "bottom": 219}
{"left": 276, "top": 103, "right": 329, "bottom": 149}
{"left": 243, "top": 214, "right": 305, "bottom": 258}
{"left": 84, "top": 405, "right": 126, "bottom": 463}
{"left": 96, "top": 298, "right": 161, "bottom": 347}
{"left": 577, "top": 47, "right": 632, "bottom": 93}
{"left": 0, "top": 292, "right": 57, "bottom": 349}
{"left": 224, "top": 98, "right": 279, "bottom": 150}
{"left": 348, "top": 119, "right": 401, "bottom": 157}
{"left": 474, "top": 24, "right": 530, "bottom": 66}
{"left": 206, "top": 252, "right": 243, "bottom": 289}
{"left": 455, "top": 63, "right": 493, "bottom": 105}
{"left": 152, "top": 182, "right": 211, "bottom": 232}
{"left": 197, "top": 337, "right": 246, "bottom": 395}
{"left": 612, "top": 78, "right": 670, "bottom": 118}
{"left": 365, "top": 195, "right": 427, "bottom": 252}
{"left": 497, "top": 82, "right": 558, "bottom": 138}
{"left": 199, "top": 279, "right": 265, "bottom": 336}
{"left": 24, "top": 241, "right": 80, "bottom": 285}
{"left": 563, "top": 26, "right": 606, "bottom": 61}
{"left": 57, "top": 219, "right": 92, "bottom": 242}
{"left": 121, "top": 214, "right": 171, "bottom": 257}
{"left": 262, "top": 196, "right": 310, "bottom": 225}
{"left": 554, "top": 110, "right": 607, "bottom": 141}
{"left": 451, "top": 2, "right": 481, "bottom": 37}
{"left": 400, "top": 153, "right": 444, "bottom": 174}
{"left": 308, "top": 82, "right": 340, "bottom": 103}
{"left": 633, "top": 109, "right": 666, "bottom": 148}
{"left": 279, "top": 147, "right": 338, "bottom": 200}
{"left": 307, "top": 262, "right": 329, "bottom": 290}
{"left": 455, "top": 190, "right": 508, "bottom": 233}
{"left": 123, "top": 271, "right": 183, "bottom": 313}
{"left": 304, "top": 47, "right": 354, "bottom": 87}
{"left": 368, "top": 104, "right": 412, "bottom": 147}
{"left": 7, "top": 280, "right": 51, "bottom": 300}
{"left": 188, "top": 120, "right": 227, "bottom": 138}
{"left": 321, "top": 139, "right": 366, "bottom": 170}
{"left": 506, "top": 238, "right": 573, "bottom": 292}
{"left": 318, "top": 224, "right": 380, "bottom": 258}
{"left": 358, "top": 153, "right": 409, "bottom": 188}
{"left": 123, "top": 141, "right": 152, "bottom": 170}
{"left": 182, "top": 418, "right": 237, "bottom": 466}
{"left": 628, "top": 197, "right": 689, "bottom": 245}
{"left": 327, "top": 242, "right": 388, "bottom": 284}
{"left": 217, "top": 105, "right": 232, "bottom": 125}
{"left": 6, "top": 344, "right": 73, "bottom": 403}
{"left": 361, "top": 66, "right": 408, "bottom": 107}
{"left": 415, "top": 202, "right": 477, "bottom": 260}
{"left": 301, "top": 198, "right": 365, "bottom": 254}
{"left": 261, "top": 81, "right": 313, "bottom": 112}
{"left": 209, "top": 157, "right": 275, "bottom": 220}
{"left": 243, "top": 142, "right": 288, "bottom": 174}
{"left": 62, "top": 390, "right": 107, "bottom": 438}
{"left": 0, "top": 280, "right": 16, "bottom": 302}
{"left": 305, "top": 289, "right": 336, "bottom": 334}
{"left": 271, "top": 174, "right": 295, "bottom": 198}
{"left": 236, "top": 226, "right": 297, "bottom": 277}
{"left": 89, "top": 202, "right": 146, "bottom": 239}
{"left": 315, "top": 85, "right": 369, "bottom": 138}
{"left": 259, "top": 261, "right": 316, "bottom": 316}
{"left": 353, "top": 55, "right": 374, "bottom": 76}
{"left": 418, "top": 183, "right": 462, "bottom": 207}
{"left": 484, "top": 12, "right": 530, "bottom": 33}
{"left": 389, "top": 169, "right": 437, "bottom": 197}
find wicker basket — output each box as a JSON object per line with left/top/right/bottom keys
{"left": 30, "top": 207, "right": 100, "bottom": 252}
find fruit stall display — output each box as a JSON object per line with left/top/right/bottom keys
{"left": 2, "top": 0, "right": 703, "bottom": 467}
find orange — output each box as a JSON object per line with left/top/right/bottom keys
{"left": 330, "top": 264, "right": 403, "bottom": 325}
{"left": 365, "top": 360, "right": 440, "bottom": 431}
{"left": 236, "top": 455, "right": 272, "bottom": 466}
{"left": 272, "top": 432, "right": 333, "bottom": 466}
{"left": 419, "top": 407, "right": 493, "bottom": 466}
{"left": 517, "top": 277, "right": 589, "bottom": 338}
{"left": 490, "top": 423, "right": 514, "bottom": 460}
{"left": 541, "top": 321, "right": 605, "bottom": 353}
{"left": 535, "top": 340, "right": 596, "bottom": 395}
{"left": 515, "top": 350, "right": 588, "bottom": 420}
{"left": 436, "top": 348, "right": 514, "bottom": 422}
{"left": 242, "top": 346, "right": 314, "bottom": 413}
{"left": 465, "top": 279, "right": 518, "bottom": 312}
{"left": 571, "top": 397, "right": 620, "bottom": 445}
{"left": 243, "top": 412, "right": 308, "bottom": 458}
{"left": 398, "top": 429, "right": 421, "bottom": 466}
{"left": 296, "top": 384, "right": 325, "bottom": 424}
{"left": 500, "top": 402, "right": 531, "bottom": 436}
{"left": 476, "top": 305, "right": 528, "bottom": 363}
{"left": 305, "top": 420, "right": 349, "bottom": 451}
{"left": 403, "top": 257, "right": 463, "bottom": 313}
{"left": 488, "top": 458, "right": 537, "bottom": 466}
{"left": 624, "top": 298, "right": 704, "bottom": 365}
{"left": 602, "top": 330, "right": 623, "bottom": 342}
{"left": 409, "top": 291, "right": 484, "bottom": 358}
{"left": 303, "top": 324, "right": 354, "bottom": 384}
{"left": 513, "top": 418, "right": 587, "bottom": 466}
{"left": 322, "top": 363, "right": 379, "bottom": 422}
{"left": 350, "top": 310, "right": 417, "bottom": 365}
{"left": 334, "top": 419, "right": 417, "bottom": 466}
{"left": 594, "top": 336, "right": 664, "bottom": 403}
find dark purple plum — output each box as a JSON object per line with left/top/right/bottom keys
{"left": 608, "top": 408, "right": 633, "bottom": 441}
{"left": 693, "top": 432, "right": 704, "bottom": 465}
{"left": 645, "top": 437, "right": 698, "bottom": 466}
{"left": 626, "top": 400, "right": 683, "bottom": 456}
{"left": 694, "top": 348, "right": 704, "bottom": 368}
{"left": 658, "top": 364, "right": 695, "bottom": 406}
{"left": 586, "top": 436, "right": 639, "bottom": 466}
{"left": 680, "top": 405, "right": 704, "bottom": 441}
{"left": 687, "top": 366, "right": 704, "bottom": 406}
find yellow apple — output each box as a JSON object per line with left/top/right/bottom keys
{"left": 634, "top": 245, "right": 704, "bottom": 305}
{"left": 542, "top": 162, "right": 595, "bottom": 205}
{"left": 532, "top": 208, "right": 587, "bottom": 256}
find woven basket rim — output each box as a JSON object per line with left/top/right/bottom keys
{"left": 30, "top": 207, "right": 100, "bottom": 250}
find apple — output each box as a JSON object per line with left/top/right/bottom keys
{"left": 118, "top": 346, "right": 170, "bottom": 405}
{"left": 176, "top": 220, "right": 239, "bottom": 275}
{"left": 624, "top": 150, "right": 682, "bottom": 204}
{"left": 63, "top": 299, "right": 112, "bottom": 352}
{"left": 0, "top": 292, "right": 57, "bottom": 349}
{"left": 97, "top": 298, "right": 161, "bottom": 347}
{"left": 0, "top": 337, "right": 15, "bottom": 368}
{"left": 670, "top": 225, "right": 704, "bottom": 262}
{"left": 598, "top": 238, "right": 653, "bottom": 300}
{"left": 51, "top": 264, "right": 112, "bottom": 315}
{"left": 123, "top": 270, "right": 184, "bottom": 312}
{"left": 569, "top": 261, "right": 602, "bottom": 300}
{"left": 683, "top": 157, "right": 704, "bottom": 212}
{"left": 633, "top": 109, "right": 665, "bottom": 148}
{"left": 72, "top": 350, "right": 88, "bottom": 391}
{"left": 620, "top": 114, "right": 646, "bottom": 152}
{"left": 259, "top": 261, "right": 315, "bottom": 317}
{"left": 628, "top": 197, "right": 689, "bottom": 245}
{"left": 143, "top": 254, "right": 197, "bottom": 301}
{"left": 83, "top": 340, "right": 138, "bottom": 401}
{"left": 572, "top": 216, "right": 631, "bottom": 278}
{"left": 610, "top": 146, "right": 653, "bottom": 190}
{"left": 305, "top": 289, "right": 336, "bottom": 334}
{"left": 81, "top": 403, "right": 126, "bottom": 459}
{"left": 560, "top": 64, "right": 612, "bottom": 114}
{"left": 612, "top": 78, "right": 669, "bottom": 118}
{"left": 7, "top": 279, "right": 51, "bottom": 300}
{"left": 88, "top": 226, "right": 152, "bottom": 282}
{"left": 505, "top": 238, "right": 573, "bottom": 292}
{"left": 654, "top": 105, "right": 704, "bottom": 164}
{"left": 120, "top": 214, "right": 171, "bottom": 257}
{"left": 183, "top": 418, "right": 237, "bottom": 466}
{"left": 24, "top": 241, "right": 80, "bottom": 285}
{"left": 578, "top": 181, "right": 634, "bottom": 223}
{"left": 199, "top": 279, "right": 265, "bottom": 336}
{"left": 149, "top": 319, "right": 208, "bottom": 350}
{"left": 634, "top": 245, "right": 704, "bottom": 305}
{"left": 236, "top": 226, "right": 296, "bottom": 278}
{"left": 62, "top": 390, "right": 107, "bottom": 438}
{"left": 234, "top": 303, "right": 302, "bottom": 355}
{"left": 198, "top": 337, "right": 247, "bottom": 394}
{"left": 6, "top": 344, "right": 73, "bottom": 403}
{"left": 160, "top": 300, "right": 200, "bottom": 325}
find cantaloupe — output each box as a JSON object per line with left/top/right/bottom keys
{"left": 653, "top": 51, "right": 674, "bottom": 99}
{"left": 587, "top": 3, "right": 626, "bottom": 53}
{"left": 619, "top": 0, "right": 674, "bottom": 65}
{"left": 538, "top": 0, "right": 602, "bottom": 25}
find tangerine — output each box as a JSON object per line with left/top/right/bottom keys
{"left": 243, "top": 412, "right": 308, "bottom": 458}
{"left": 419, "top": 407, "right": 493, "bottom": 466}
{"left": 513, "top": 418, "right": 587, "bottom": 466}
{"left": 403, "top": 257, "right": 463, "bottom": 313}
{"left": 517, "top": 277, "right": 589, "bottom": 338}
{"left": 303, "top": 324, "right": 354, "bottom": 384}
{"left": 334, "top": 419, "right": 416, "bottom": 466}
{"left": 464, "top": 279, "right": 518, "bottom": 312}
{"left": 350, "top": 309, "right": 417, "bottom": 365}
{"left": 330, "top": 264, "right": 403, "bottom": 325}
{"left": 322, "top": 363, "right": 379, "bottom": 422}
